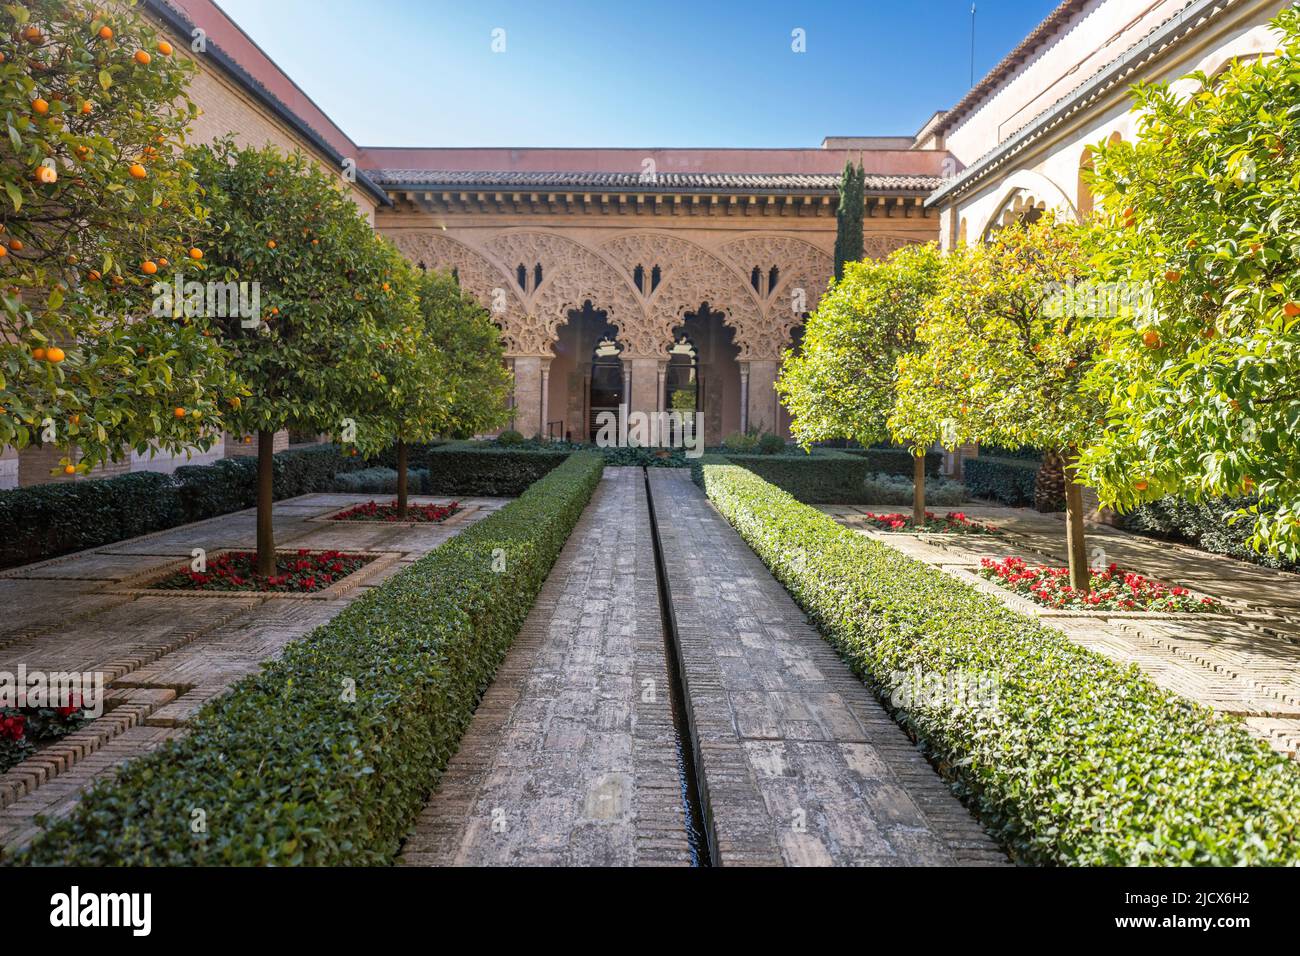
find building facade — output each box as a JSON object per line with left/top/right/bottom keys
{"left": 1, "top": 0, "right": 1286, "bottom": 486}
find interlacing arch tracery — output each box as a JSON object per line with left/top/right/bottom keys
{"left": 485, "top": 231, "right": 643, "bottom": 354}
{"left": 391, "top": 228, "right": 850, "bottom": 361}
{"left": 388, "top": 232, "right": 533, "bottom": 352}
{"left": 862, "top": 234, "right": 923, "bottom": 260}
{"left": 599, "top": 232, "right": 770, "bottom": 359}
{"left": 717, "top": 235, "right": 833, "bottom": 353}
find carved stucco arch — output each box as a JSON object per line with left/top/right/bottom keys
{"left": 717, "top": 235, "right": 833, "bottom": 352}
{"left": 598, "top": 232, "right": 773, "bottom": 359}
{"left": 485, "top": 230, "right": 645, "bottom": 355}
{"left": 980, "top": 169, "right": 1077, "bottom": 238}
{"left": 862, "top": 234, "right": 925, "bottom": 260}
{"left": 387, "top": 231, "right": 533, "bottom": 352}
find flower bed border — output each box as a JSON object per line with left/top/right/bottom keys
{"left": 311, "top": 499, "right": 477, "bottom": 526}
{"left": 105, "top": 548, "right": 402, "bottom": 601}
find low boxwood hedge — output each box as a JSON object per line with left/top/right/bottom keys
{"left": 699, "top": 463, "right": 1300, "bottom": 865}
{"left": 425, "top": 441, "right": 570, "bottom": 496}
{"left": 0, "top": 445, "right": 365, "bottom": 570}
{"left": 718, "top": 449, "right": 924, "bottom": 504}
{"left": 1125, "top": 494, "right": 1298, "bottom": 573}
{"left": 962, "top": 456, "right": 1039, "bottom": 507}
{"left": 13, "top": 451, "right": 604, "bottom": 866}
{"left": 841, "top": 446, "right": 943, "bottom": 478}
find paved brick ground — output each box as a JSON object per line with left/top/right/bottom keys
{"left": 0, "top": 493, "right": 506, "bottom": 853}
{"left": 821, "top": 502, "right": 1300, "bottom": 760}
{"left": 400, "top": 468, "right": 693, "bottom": 866}
{"left": 649, "top": 471, "right": 1005, "bottom": 866}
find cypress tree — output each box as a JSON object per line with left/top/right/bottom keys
{"left": 834, "top": 160, "right": 865, "bottom": 281}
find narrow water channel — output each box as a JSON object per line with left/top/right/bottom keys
{"left": 643, "top": 467, "right": 712, "bottom": 867}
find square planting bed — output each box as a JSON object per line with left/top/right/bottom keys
{"left": 975, "top": 556, "right": 1222, "bottom": 613}
{"left": 326, "top": 500, "right": 462, "bottom": 523}
{"left": 110, "top": 549, "right": 401, "bottom": 600}
{"left": 859, "top": 510, "right": 1000, "bottom": 535}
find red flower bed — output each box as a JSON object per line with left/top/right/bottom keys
{"left": 329, "top": 500, "right": 461, "bottom": 523}
{"left": 862, "top": 510, "right": 998, "bottom": 534}
{"left": 977, "top": 557, "right": 1220, "bottom": 612}
{"left": 1, "top": 699, "right": 90, "bottom": 773}
{"left": 152, "top": 550, "right": 373, "bottom": 593}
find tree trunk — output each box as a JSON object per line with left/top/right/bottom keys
{"left": 1035, "top": 449, "right": 1066, "bottom": 513}
{"left": 1063, "top": 448, "right": 1090, "bottom": 593}
{"left": 256, "top": 429, "right": 276, "bottom": 578}
{"left": 912, "top": 452, "right": 926, "bottom": 527}
{"left": 396, "top": 440, "right": 409, "bottom": 520}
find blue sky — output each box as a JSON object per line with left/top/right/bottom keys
{"left": 216, "top": 0, "right": 1060, "bottom": 148}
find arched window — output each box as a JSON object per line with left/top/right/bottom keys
{"left": 1077, "top": 146, "right": 1095, "bottom": 219}
{"left": 768, "top": 265, "right": 780, "bottom": 293}
{"left": 750, "top": 266, "right": 761, "bottom": 292}
{"left": 516, "top": 264, "right": 528, "bottom": 290}
{"left": 633, "top": 264, "right": 645, "bottom": 293}
{"left": 650, "top": 265, "right": 661, "bottom": 292}
{"left": 664, "top": 337, "right": 698, "bottom": 446}
{"left": 533, "top": 262, "right": 543, "bottom": 288}
{"left": 589, "top": 336, "right": 624, "bottom": 441}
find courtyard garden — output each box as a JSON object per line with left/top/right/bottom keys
{"left": 0, "top": 0, "right": 1298, "bottom": 875}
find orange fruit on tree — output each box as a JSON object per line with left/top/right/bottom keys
{"left": 1165, "top": 270, "right": 1181, "bottom": 283}
{"left": 87, "top": 270, "right": 101, "bottom": 281}
{"left": 32, "top": 97, "right": 48, "bottom": 115}
{"left": 80, "top": 100, "right": 92, "bottom": 114}
{"left": 64, "top": 464, "right": 76, "bottom": 476}
{"left": 158, "top": 257, "right": 169, "bottom": 267}
{"left": 8, "top": 239, "right": 22, "bottom": 251}
{"left": 157, "top": 40, "right": 173, "bottom": 56}
{"left": 1200, "top": 325, "right": 1216, "bottom": 339}
{"left": 173, "top": 407, "right": 186, "bottom": 419}
{"left": 1284, "top": 302, "right": 1300, "bottom": 318}
{"left": 74, "top": 145, "right": 91, "bottom": 159}
{"left": 32, "top": 347, "right": 46, "bottom": 361}
{"left": 23, "top": 26, "right": 42, "bottom": 44}
{"left": 70, "top": 414, "right": 80, "bottom": 425}
{"left": 134, "top": 49, "right": 151, "bottom": 65}
{"left": 98, "top": 25, "right": 113, "bottom": 40}
{"left": 1134, "top": 480, "right": 1148, "bottom": 492}
{"left": 141, "top": 260, "right": 158, "bottom": 275}
{"left": 0, "top": 245, "right": 7, "bottom": 258}
{"left": 47, "top": 347, "right": 65, "bottom": 363}
{"left": 128, "top": 163, "right": 147, "bottom": 179}
{"left": 267, "top": 239, "right": 276, "bottom": 249}
{"left": 1141, "top": 329, "right": 1162, "bottom": 349}
{"left": 34, "top": 165, "right": 57, "bottom": 184}
{"left": 188, "top": 247, "right": 203, "bottom": 260}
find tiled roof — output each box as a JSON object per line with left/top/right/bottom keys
{"left": 933, "top": 0, "right": 1090, "bottom": 136}
{"left": 368, "top": 169, "right": 943, "bottom": 192}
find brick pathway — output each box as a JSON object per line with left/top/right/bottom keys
{"left": 648, "top": 471, "right": 1005, "bottom": 866}
{"left": 400, "top": 468, "right": 693, "bottom": 866}
{"left": 820, "top": 502, "right": 1300, "bottom": 760}
{"left": 0, "top": 493, "right": 506, "bottom": 852}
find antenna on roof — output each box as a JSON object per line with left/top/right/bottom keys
{"left": 970, "top": 3, "right": 977, "bottom": 87}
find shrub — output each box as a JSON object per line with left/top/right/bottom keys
{"left": 698, "top": 463, "right": 1300, "bottom": 865}
{"left": 1125, "top": 495, "right": 1299, "bottom": 573}
{"left": 962, "top": 456, "right": 1039, "bottom": 507}
{"left": 425, "top": 441, "right": 570, "bottom": 496}
{"left": 0, "top": 445, "right": 361, "bottom": 570}
{"left": 861, "top": 472, "right": 967, "bottom": 506}
{"left": 722, "top": 431, "right": 759, "bottom": 453}
{"left": 842, "top": 446, "right": 943, "bottom": 478}
{"left": 365, "top": 442, "right": 443, "bottom": 472}
{"left": 14, "top": 452, "right": 604, "bottom": 865}
{"left": 597, "top": 446, "right": 690, "bottom": 468}
{"left": 330, "top": 467, "right": 431, "bottom": 495}
{"left": 756, "top": 433, "right": 787, "bottom": 456}
{"left": 495, "top": 430, "right": 526, "bottom": 446}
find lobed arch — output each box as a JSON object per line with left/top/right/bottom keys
{"left": 979, "top": 168, "right": 1077, "bottom": 238}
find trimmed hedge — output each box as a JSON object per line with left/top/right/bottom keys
{"left": 330, "top": 467, "right": 431, "bottom": 495}
{"left": 962, "top": 456, "right": 1038, "bottom": 507}
{"left": 719, "top": 449, "right": 948, "bottom": 504}
{"left": 14, "top": 451, "right": 604, "bottom": 866}
{"left": 699, "top": 463, "right": 1300, "bottom": 865}
{"left": 1125, "top": 495, "right": 1298, "bottom": 573}
{"left": 0, "top": 445, "right": 364, "bottom": 570}
{"left": 842, "top": 446, "right": 943, "bottom": 478}
{"left": 425, "top": 441, "right": 570, "bottom": 496}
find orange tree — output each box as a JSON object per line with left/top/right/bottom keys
{"left": 0, "top": 0, "right": 234, "bottom": 475}
{"left": 776, "top": 243, "right": 945, "bottom": 523}
{"left": 1081, "top": 5, "right": 1300, "bottom": 562}
{"left": 892, "top": 217, "right": 1103, "bottom": 589}
{"left": 361, "top": 267, "right": 512, "bottom": 517}
{"left": 188, "top": 138, "right": 399, "bottom": 575}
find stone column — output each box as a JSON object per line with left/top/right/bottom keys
{"left": 745, "top": 359, "right": 779, "bottom": 435}
{"left": 511, "top": 355, "right": 543, "bottom": 438}
{"left": 739, "top": 363, "right": 750, "bottom": 433}
{"left": 627, "top": 357, "right": 661, "bottom": 445}
{"left": 656, "top": 363, "right": 667, "bottom": 414}
{"left": 540, "top": 358, "right": 551, "bottom": 440}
